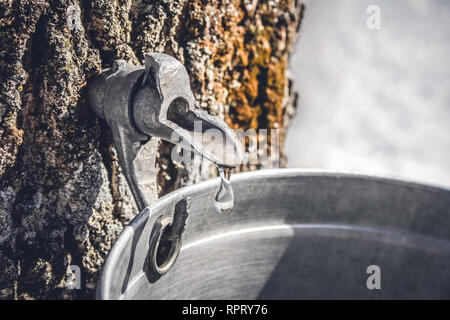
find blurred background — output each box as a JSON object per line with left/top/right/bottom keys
{"left": 285, "top": 0, "right": 450, "bottom": 187}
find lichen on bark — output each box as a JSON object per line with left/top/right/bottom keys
{"left": 0, "top": 0, "right": 303, "bottom": 299}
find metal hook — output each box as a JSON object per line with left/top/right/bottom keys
{"left": 145, "top": 197, "right": 191, "bottom": 281}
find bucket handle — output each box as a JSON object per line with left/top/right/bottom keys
{"left": 145, "top": 197, "right": 191, "bottom": 281}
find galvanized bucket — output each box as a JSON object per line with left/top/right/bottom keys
{"left": 97, "top": 169, "right": 450, "bottom": 299}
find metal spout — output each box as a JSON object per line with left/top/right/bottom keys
{"left": 87, "top": 53, "right": 243, "bottom": 211}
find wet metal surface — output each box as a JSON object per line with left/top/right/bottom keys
{"left": 97, "top": 169, "right": 450, "bottom": 300}
{"left": 87, "top": 53, "right": 243, "bottom": 211}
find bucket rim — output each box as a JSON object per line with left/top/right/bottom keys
{"left": 96, "top": 168, "right": 450, "bottom": 299}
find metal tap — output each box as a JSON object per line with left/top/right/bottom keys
{"left": 87, "top": 53, "right": 244, "bottom": 211}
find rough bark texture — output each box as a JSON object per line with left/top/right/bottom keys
{"left": 0, "top": 0, "right": 303, "bottom": 299}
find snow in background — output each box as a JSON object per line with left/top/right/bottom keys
{"left": 285, "top": 0, "right": 450, "bottom": 187}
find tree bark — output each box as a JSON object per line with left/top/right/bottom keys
{"left": 0, "top": 0, "right": 303, "bottom": 299}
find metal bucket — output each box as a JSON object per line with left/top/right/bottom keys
{"left": 97, "top": 169, "right": 450, "bottom": 299}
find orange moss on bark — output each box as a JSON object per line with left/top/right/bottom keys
{"left": 182, "top": 0, "right": 301, "bottom": 154}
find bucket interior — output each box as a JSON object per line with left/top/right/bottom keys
{"left": 98, "top": 170, "right": 450, "bottom": 299}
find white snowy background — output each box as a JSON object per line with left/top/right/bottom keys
{"left": 286, "top": 0, "right": 450, "bottom": 187}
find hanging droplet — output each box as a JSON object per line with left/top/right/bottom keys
{"left": 214, "top": 166, "right": 234, "bottom": 214}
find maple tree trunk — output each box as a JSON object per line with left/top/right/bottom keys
{"left": 0, "top": 0, "right": 303, "bottom": 299}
